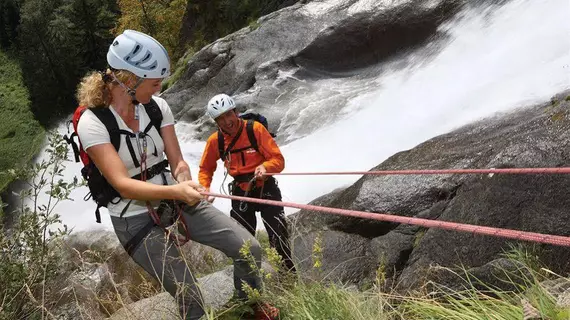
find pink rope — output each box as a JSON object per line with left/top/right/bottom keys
{"left": 202, "top": 191, "right": 570, "bottom": 247}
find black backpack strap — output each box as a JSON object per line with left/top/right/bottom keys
{"left": 122, "top": 131, "right": 140, "bottom": 168}
{"left": 64, "top": 132, "right": 81, "bottom": 162}
{"left": 90, "top": 108, "right": 121, "bottom": 151}
{"left": 95, "top": 204, "right": 102, "bottom": 223}
{"left": 143, "top": 98, "right": 163, "bottom": 137}
{"left": 219, "top": 122, "right": 245, "bottom": 161}
{"left": 217, "top": 130, "right": 225, "bottom": 161}
{"left": 245, "top": 120, "right": 258, "bottom": 152}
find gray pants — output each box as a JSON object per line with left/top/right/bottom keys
{"left": 111, "top": 200, "right": 262, "bottom": 320}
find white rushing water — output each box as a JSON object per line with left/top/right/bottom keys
{"left": 33, "top": 0, "right": 570, "bottom": 232}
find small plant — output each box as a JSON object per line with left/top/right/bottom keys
{"left": 0, "top": 133, "right": 78, "bottom": 319}
{"left": 312, "top": 231, "right": 323, "bottom": 271}
{"left": 501, "top": 243, "right": 544, "bottom": 274}
{"left": 375, "top": 257, "right": 387, "bottom": 289}
{"left": 414, "top": 229, "right": 426, "bottom": 248}
{"left": 248, "top": 18, "right": 261, "bottom": 31}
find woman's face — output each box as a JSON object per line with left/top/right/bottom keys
{"left": 133, "top": 78, "right": 162, "bottom": 103}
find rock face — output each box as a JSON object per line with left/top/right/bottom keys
{"left": 162, "top": 0, "right": 462, "bottom": 142}
{"left": 51, "top": 230, "right": 236, "bottom": 318}
{"left": 108, "top": 263, "right": 275, "bottom": 319}
{"left": 293, "top": 229, "right": 375, "bottom": 284}
{"left": 107, "top": 292, "right": 179, "bottom": 320}
{"left": 51, "top": 230, "right": 282, "bottom": 319}
{"left": 106, "top": 267, "right": 236, "bottom": 320}
{"left": 290, "top": 91, "right": 570, "bottom": 290}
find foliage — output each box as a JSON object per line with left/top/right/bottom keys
{"left": 0, "top": 134, "right": 78, "bottom": 319}
{"left": 114, "top": 0, "right": 187, "bottom": 60}
{"left": 17, "top": 0, "right": 118, "bottom": 125}
{"left": 0, "top": 50, "right": 45, "bottom": 191}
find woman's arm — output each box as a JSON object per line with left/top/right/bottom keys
{"left": 161, "top": 124, "right": 192, "bottom": 182}
{"left": 86, "top": 143, "right": 202, "bottom": 204}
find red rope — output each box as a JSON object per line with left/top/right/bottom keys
{"left": 266, "top": 167, "right": 570, "bottom": 176}
{"left": 201, "top": 191, "right": 570, "bottom": 247}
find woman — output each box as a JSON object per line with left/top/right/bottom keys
{"left": 76, "top": 30, "right": 264, "bottom": 320}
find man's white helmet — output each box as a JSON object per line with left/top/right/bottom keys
{"left": 207, "top": 94, "right": 236, "bottom": 119}
{"left": 107, "top": 30, "right": 171, "bottom": 79}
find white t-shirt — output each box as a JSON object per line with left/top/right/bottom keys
{"left": 77, "top": 96, "right": 177, "bottom": 217}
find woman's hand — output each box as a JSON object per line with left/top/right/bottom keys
{"left": 173, "top": 180, "right": 204, "bottom": 206}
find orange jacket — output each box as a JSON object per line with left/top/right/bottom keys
{"left": 199, "top": 120, "right": 285, "bottom": 191}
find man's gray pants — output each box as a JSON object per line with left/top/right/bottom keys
{"left": 111, "top": 200, "right": 262, "bottom": 320}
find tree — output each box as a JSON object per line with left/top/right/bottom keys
{"left": 179, "top": 0, "right": 300, "bottom": 53}
{"left": 17, "top": 0, "right": 118, "bottom": 125}
{"left": 0, "top": 0, "right": 20, "bottom": 49}
{"left": 114, "top": 0, "right": 187, "bottom": 60}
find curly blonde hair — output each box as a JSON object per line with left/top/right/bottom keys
{"left": 76, "top": 69, "right": 136, "bottom": 108}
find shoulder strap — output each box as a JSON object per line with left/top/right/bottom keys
{"left": 90, "top": 108, "right": 121, "bottom": 151}
{"left": 63, "top": 131, "right": 81, "bottom": 162}
{"left": 245, "top": 120, "right": 258, "bottom": 152}
{"left": 219, "top": 122, "right": 245, "bottom": 161}
{"left": 143, "top": 98, "right": 163, "bottom": 137}
{"left": 217, "top": 130, "right": 225, "bottom": 161}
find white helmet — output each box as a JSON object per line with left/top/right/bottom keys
{"left": 207, "top": 94, "right": 236, "bottom": 119}
{"left": 107, "top": 30, "right": 171, "bottom": 79}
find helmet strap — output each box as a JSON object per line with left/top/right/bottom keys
{"left": 110, "top": 72, "right": 144, "bottom": 105}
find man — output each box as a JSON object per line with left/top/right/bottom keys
{"left": 199, "top": 93, "right": 295, "bottom": 272}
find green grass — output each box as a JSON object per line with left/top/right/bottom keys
{"left": 248, "top": 17, "right": 261, "bottom": 31}
{"left": 399, "top": 279, "right": 565, "bottom": 320}
{"left": 210, "top": 246, "right": 570, "bottom": 320}
{"left": 0, "top": 50, "right": 45, "bottom": 191}
{"left": 398, "top": 248, "right": 568, "bottom": 320}
{"left": 268, "top": 282, "right": 394, "bottom": 320}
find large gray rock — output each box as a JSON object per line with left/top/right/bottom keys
{"left": 405, "top": 258, "right": 534, "bottom": 295}
{"left": 197, "top": 262, "right": 275, "bottom": 309}
{"left": 52, "top": 264, "right": 110, "bottom": 320}
{"left": 368, "top": 226, "right": 417, "bottom": 277}
{"left": 163, "top": 0, "right": 462, "bottom": 142}
{"left": 293, "top": 229, "right": 375, "bottom": 284}
{"left": 398, "top": 171, "right": 570, "bottom": 290}
{"left": 55, "top": 230, "right": 237, "bottom": 317}
{"left": 108, "top": 263, "right": 275, "bottom": 319}
{"left": 107, "top": 267, "right": 237, "bottom": 320}
{"left": 108, "top": 292, "right": 179, "bottom": 320}
{"left": 197, "top": 266, "right": 235, "bottom": 310}
{"left": 292, "top": 91, "right": 570, "bottom": 290}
